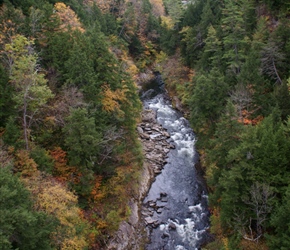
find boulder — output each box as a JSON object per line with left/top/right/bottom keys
{"left": 137, "top": 126, "right": 143, "bottom": 134}
{"left": 140, "top": 133, "right": 150, "bottom": 140}
{"left": 142, "top": 110, "right": 156, "bottom": 123}
{"left": 144, "top": 217, "right": 158, "bottom": 225}
{"left": 168, "top": 222, "right": 176, "bottom": 230}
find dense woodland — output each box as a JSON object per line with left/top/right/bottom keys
{"left": 0, "top": 0, "right": 290, "bottom": 249}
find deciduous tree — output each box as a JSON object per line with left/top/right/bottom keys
{"left": 5, "top": 35, "right": 54, "bottom": 150}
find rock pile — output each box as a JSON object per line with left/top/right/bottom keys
{"left": 137, "top": 109, "right": 176, "bottom": 230}
{"left": 142, "top": 192, "right": 169, "bottom": 229}
{"left": 137, "top": 109, "right": 174, "bottom": 176}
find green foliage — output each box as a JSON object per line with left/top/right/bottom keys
{"left": 142, "top": 0, "right": 152, "bottom": 14}
{"left": 275, "top": 83, "right": 290, "bottom": 120}
{"left": 269, "top": 185, "right": 290, "bottom": 249}
{"left": 206, "top": 101, "right": 243, "bottom": 187}
{"left": 41, "top": 31, "right": 73, "bottom": 86}
{"left": 105, "top": 210, "right": 122, "bottom": 233}
{"left": 189, "top": 68, "right": 228, "bottom": 132}
{"left": 3, "top": 0, "right": 36, "bottom": 14}
{"left": 30, "top": 146, "right": 54, "bottom": 174}
{"left": 129, "top": 34, "right": 145, "bottom": 56}
{"left": 180, "top": 0, "right": 222, "bottom": 67}
{"left": 0, "top": 65, "right": 14, "bottom": 127}
{"left": 0, "top": 0, "right": 145, "bottom": 248}
{"left": 0, "top": 166, "right": 57, "bottom": 250}
{"left": 6, "top": 35, "right": 54, "bottom": 150}
{"left": 198, "top": 24, "right": 222, "bottom": 70}
{"left": 63, "top": 108, "right": 101, "bottom": 171}
{"left": 174, "top": 0, "right": 290, "bottom": 247}
{"left": 211, "top": 115, "right": 290, "bottom": 241}
{"left": 160, "top": 26, "right": 179, "bottom": 55}
{"left": 163, "top": 0, "right": 183, "bottom": 24}
{"left": 221, "top": 0, "right": 249, "bottom": 75}
{"left": 2, "top": 116, "right": 22, "bottom": 147}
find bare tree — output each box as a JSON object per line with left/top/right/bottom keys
{"left": 29, "top": 7, "right": 44, "bottom": 36}
{"left": 230, "top": 83, "right": 252, "bottom": 122}
{"left": 241, "top": 182, "right": 275, "bottom": 242}
{"left": 261, "top": 40, "right": 284, "bottom": 85}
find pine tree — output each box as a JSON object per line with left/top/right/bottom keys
{"left": 0, "top": 64, "right": 14, "bottom": 127}
{"left": 269, "top": 185, "right": 290, "bottom": 249}
{"left": 63, "top": 108, "right": 101, "bottom": 171}
{"left": 221, "top": 0, "right": 249, "bottom": 75}
{"left": 0, "top": 166, "right": 56, "bottom": 250}
{"left": 198, "top": 24, "right": 223, "bottom": 70}
{"left": 189, "top": 68, "right": 229, "bottom": 132}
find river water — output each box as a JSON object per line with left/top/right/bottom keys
{"left": 141, "top": 75, "right": 210, "bottom": 250}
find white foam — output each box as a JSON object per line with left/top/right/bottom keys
{"left": 175, "top": 245, "right": 187, "bottom": 250}
{"left": 188, "top": 203, "right": 202, "bottom": 212}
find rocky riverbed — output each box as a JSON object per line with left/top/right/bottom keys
{"left": 107, "top": 108, "right": 173, "bottom": 249}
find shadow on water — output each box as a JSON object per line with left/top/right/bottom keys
{"left": 141, "top": 74, "right": 212, "bottom": 250}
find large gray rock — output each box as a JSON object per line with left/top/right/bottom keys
{"left": 142, "top": 109, "right": 157, "bottom": 123}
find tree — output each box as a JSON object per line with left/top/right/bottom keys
{"left": 0, "top": 64, "right": 15, "bottom": 127}
{"left": 241, "top": 182, "right": 275, "bottom": 242}
{"left": 27, "top": 6, "right": 45, "bottom": 37}
{"left": 5, "top": 35, "right": 54, "bottom": 150}
{"left": 163, "top": 0, "right": 183, "bottom": 24}
{"left": 275, "top": 83, "right": 290, "bottom": 120}
{"left": 198, "top": 24, "right": 223, "bottom": 70}
{"left": 221, "top": 0, "right": 249, "bottom": 75}
{"left": 189, "top": 68, "right": 228, "bottom": 131}
{"left": 230, "top": 83, "right": 252, "bottom": 122}
{"left": 0, "top": 166, "right": 56, "bottom": 250}
{"left": 269, "top": 185, "right": 290, "bottom": 249}
{"left": 63, "top": 108, "right": 101, "bottom": 171}
{"left": 206, "top": 101, "right": 243, "bottom": 185}
{"left": 22, "top": 173, "right": 90, "bottom": 250}
{"left": 53, "top": 2, "right": 85, "bottom": 33}
{"left": 200, "top": 0, "right": 215, "bottom": 33}
{"left": 0, "top": 3, "right": 25, "bottom": 49}
{"left": 261, "top": 39, "right": 284, "bottom": 85}
{"left": 149, "top": 0, "right": 165, "bottom": 17}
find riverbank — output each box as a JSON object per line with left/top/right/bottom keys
{"left": 107, "top": 107, "right": 173, "bottom": 249}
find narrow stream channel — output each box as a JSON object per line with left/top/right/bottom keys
{"left": 141, "top": 75, "right": 211, "bottom": 250}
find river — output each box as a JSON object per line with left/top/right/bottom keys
{"left": 141, "top": 75, "right": 211, "bottom": 250}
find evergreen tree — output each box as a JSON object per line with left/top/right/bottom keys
{"left": 0, "top": 166, "right": 57, "bottom": 250}
{"left": 198, "top": 24, "right": 223, "bottom": 71}
{"left": 199, "top": 0, "right": 214, "bottom": 33}
{"left": 206, "top": 101, "right": 243, "bottom": 178}
{"left": 181, "top": 1, "right": 204, "bottom": 28}
{"left": 275, "top": 83, "right": 290, "bottom": 120}
{"left": 163, "top": 0, "right": 183, "bottom": 24}
{"left": 269, "top": 185, "right": 290, "bottom": 249}
{"left": 221, "top": 0, "right": 249, "bottom": 75}
{"left": 189, "top": 68, "right": 229, "bottom": 132}
{"left": 63, "top": 108, "right": 101, "bottom": 172}
{"left": 0, "top": 64, "right": 14, "bottom": 127}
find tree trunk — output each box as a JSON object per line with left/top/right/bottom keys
{"left": 23, "top": 88, "right": 29, "bottom": 150}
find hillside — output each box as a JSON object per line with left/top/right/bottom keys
{"left": 1, "top": 0, "right": 290, "bottom": 249}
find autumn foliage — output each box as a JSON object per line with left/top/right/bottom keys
{"left": 50, "top": 147, "right": 81, "bottom": 184}
{"left": 14, "top": 150, "right": 38, "bottom": 177}
{"left": 22, "top": 173, "right": 90, "bottom": 250}
{"left": 53, "top": 2, "right": 85, "bottom": 33}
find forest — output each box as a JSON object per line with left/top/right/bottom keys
{"left": 0, "top": 0, "right": 290, "bottom": 249}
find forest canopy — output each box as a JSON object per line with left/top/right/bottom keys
{"left": 0, "top": 0, "right": 290, "bottom": 249}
